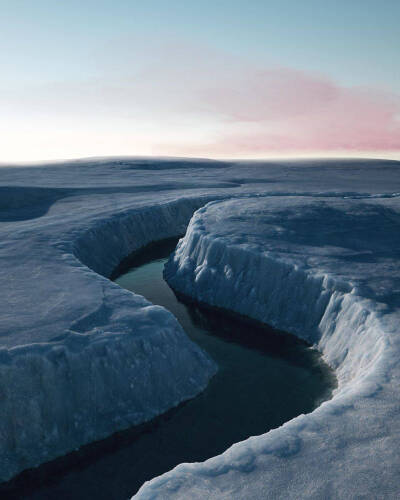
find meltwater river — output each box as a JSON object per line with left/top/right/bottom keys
{"left": 5, "top": 238, "right": 334, "bottom": 500}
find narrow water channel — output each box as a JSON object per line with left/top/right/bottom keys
{"left": 2, "top": 238, "right": 335, "bottom": 500}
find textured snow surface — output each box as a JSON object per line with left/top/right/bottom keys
{"left": 1, "top": 157, "right": 400, "bottom": 495}
{"left": 138, "top": 194, "right": 400, "bottom": 499}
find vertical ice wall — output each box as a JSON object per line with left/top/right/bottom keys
{"left": 136, "top": 196, "right": 400, "bottom": 499}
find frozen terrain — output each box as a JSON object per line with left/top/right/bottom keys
{"left": 1, "top": 157, "right": 400, "bottom": 498}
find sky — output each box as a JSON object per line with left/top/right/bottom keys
{"left": 1, "top": 0, "right": 399, "bottom": 162}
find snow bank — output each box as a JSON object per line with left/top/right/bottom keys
{"left": 136, "top": 196, "right": 400, "bottom": 499}
{"left": 0, "top": 196, "right": 217, "bottom": 482}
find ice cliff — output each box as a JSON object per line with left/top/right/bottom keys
{"left": 0, "top": 191, "right": 219, "bottom": 481}
{"left": 138, "top": 195, "right": 400, "bottom": 499}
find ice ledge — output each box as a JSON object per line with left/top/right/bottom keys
{"left": 136, "top": 196, "right": 400, "bottom": 499}
{"left": 0, "top": 197, "right": 218, "bottom": 482}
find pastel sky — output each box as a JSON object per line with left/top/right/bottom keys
{"left": 1, "top": 0, "right": 399, "bottom": 162}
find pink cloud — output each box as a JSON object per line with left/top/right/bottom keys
{"left": 195, "top": 67, "right": 400, "bottom": 152}
{"left": 2, "top": 38, "right": 399, "bottom": 157}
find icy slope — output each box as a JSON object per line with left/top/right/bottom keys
{"left": 137, "top": 195, "right": 400, "bottom": 499}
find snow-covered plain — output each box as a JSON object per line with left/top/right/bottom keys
{"left": 1, "top": 157, "right": 400, "bottom": 497}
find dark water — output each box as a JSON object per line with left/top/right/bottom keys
{"left": 2, "top": 238, "right": 335, "bottom": 500}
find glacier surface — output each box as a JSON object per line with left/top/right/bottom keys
{"left": 1, "top": 157, "right": 400, "bottom": 498}
{"left": 140, "top": 195, "right": 400, "bottom": 499}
